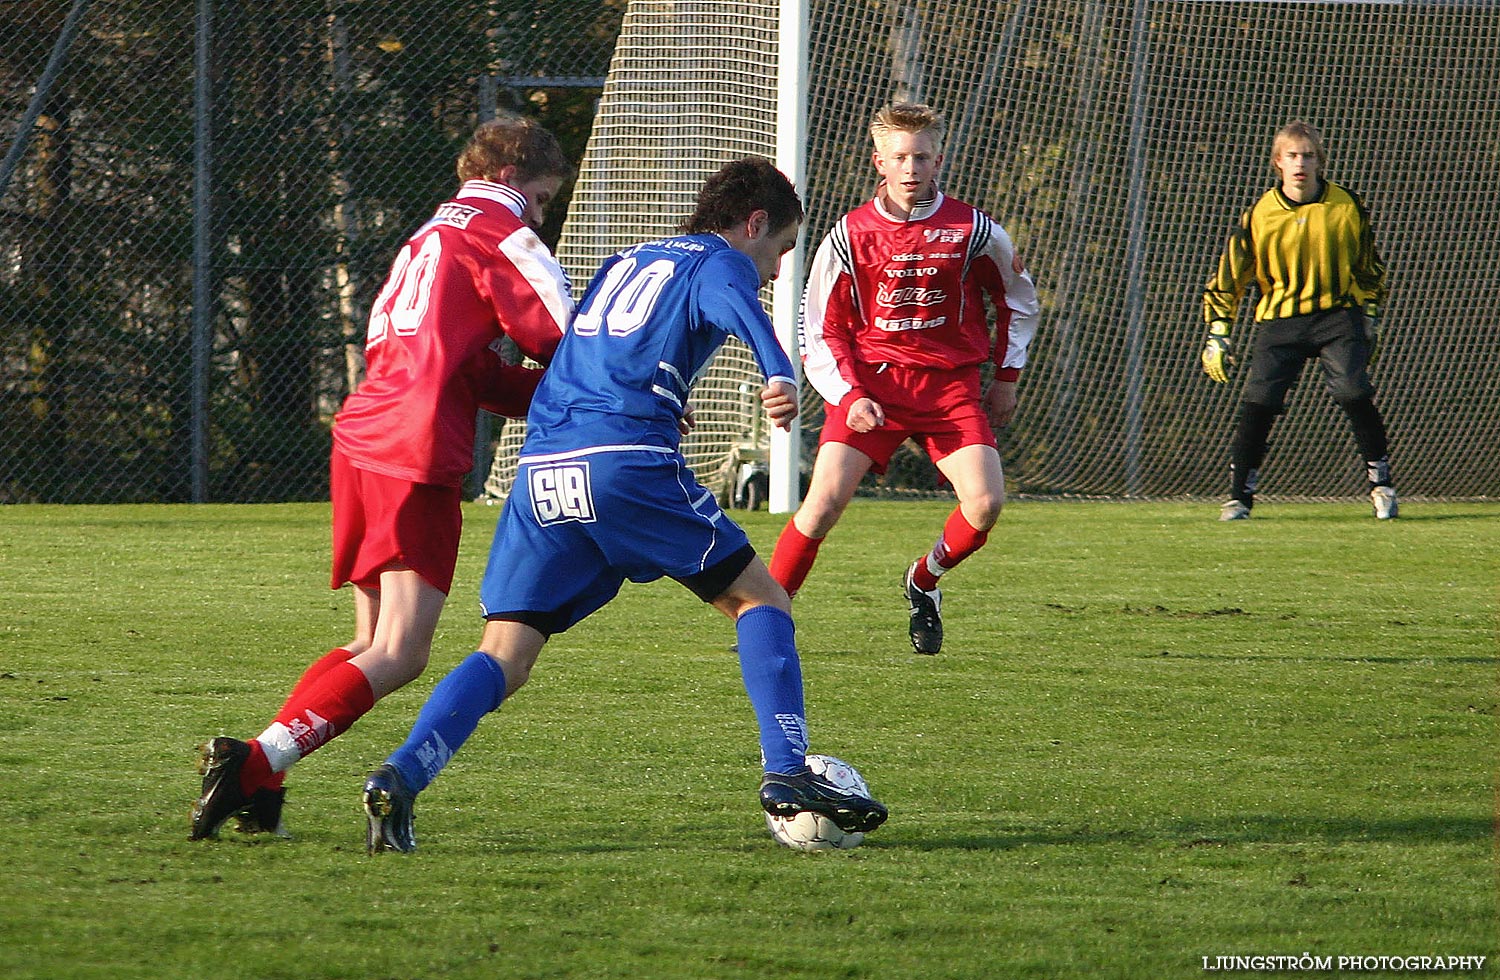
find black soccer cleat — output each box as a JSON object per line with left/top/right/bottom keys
{"left": 759, "top": 769, "right": 889, "bottom": 834}
{"left": 233, "top": 786, "right": 291, "bottom": 838}
{"left": 190, "top": 737, "right": 252, "bottom": 840}
{"left": 363, "top": 764, "right": 417, "bottom": 855}
{"left": 903, "top": 560, "right": 943, "bottom": 655}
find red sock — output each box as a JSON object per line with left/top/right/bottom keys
{"left": 913, "top": 507, "right": 990, "bottom": 591}
{"left": 285, "top": 648, "right": 358, "bottom": 705}
{"left": 239, "top": 740, "right": 273, "bottom": 796}
{"left": 259, "top": 648, "right": 357, "bottom": 790}
{"left": 768, "top": 519, "right": 823, "bottom": 598}
{"left": 249, "top": 661, "right": 376, "bottom": 786}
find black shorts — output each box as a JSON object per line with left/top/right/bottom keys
{"left": 1243, "top": 307, "right": 1374, "bottom": 411}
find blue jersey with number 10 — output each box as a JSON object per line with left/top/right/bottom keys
{"left": 520, "top": 234, "right": 795, "bottom": 457}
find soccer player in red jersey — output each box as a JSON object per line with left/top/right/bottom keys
{"left": 190, "top": 116, "right": 576, "bottom": 839}
{"left": 768, "top": 102, "right": 1040, "bottom": 655}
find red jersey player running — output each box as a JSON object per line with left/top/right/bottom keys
{"left": 769, "top": 102, "right": 1040, "bottom": 655}
{"left": 190, "top": 116, "right": 575, "bottom": 839}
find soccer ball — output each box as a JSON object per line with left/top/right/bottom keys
{"left": 764, "top": 754, "right": 870, "bottom": 852}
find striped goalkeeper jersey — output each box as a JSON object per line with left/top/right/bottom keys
{"left": 1203, "top": 180, "right": 1387, "bottom": 325}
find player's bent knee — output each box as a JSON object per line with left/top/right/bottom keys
{"left": 711, "top": 562, "right": 791, "bottom": 618}
{"left": 963, "top": 493, "right": 1004, "bottom": 530}
{"left": 794, "top": 496, "right": 849, "bottom": 538}
{"left": 357, "top": 646, "right": 431, "bottom": 699}
{"left": 477, "top": 620, "right": 546, "bottom": 694}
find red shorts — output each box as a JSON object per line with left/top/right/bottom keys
{"left": 329, "top": 446, "right": 463, "bottom": 594}
{"left": 819, "top": 363, "right": 996, "bottom": 473}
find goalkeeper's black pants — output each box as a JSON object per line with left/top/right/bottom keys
{"left": 1229, "top": 396, "right": 1390, "bottom": 502}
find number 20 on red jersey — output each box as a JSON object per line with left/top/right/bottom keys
{"left": 366, "top": 231, "right": 443, "bottom": 348}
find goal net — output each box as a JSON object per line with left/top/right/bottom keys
{"left": 483, "top": 0, "right": 785, "bottom": 504}
{"left": 486, "top": 0, "right": 1500, "bottom": 504}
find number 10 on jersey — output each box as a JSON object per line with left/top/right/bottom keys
{"left": 572, "top": 257, "right": 676, "bottom": 338}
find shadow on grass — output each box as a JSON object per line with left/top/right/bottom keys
{"left": 1253, "top": 509, "right": 1500, "bottom": 524}
{"left": 1151, "top": 652, "right": 1499, "bottom": 665}
{"left": 862, "top": 813, "right": 1494, "bottom": 852}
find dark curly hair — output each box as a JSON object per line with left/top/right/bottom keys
{"left": 680, "top": 157, "right": 803, "bottom": 235}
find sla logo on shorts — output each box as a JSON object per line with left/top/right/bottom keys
{"left": 529, "top": 461, "right": 597, "bottom": 525}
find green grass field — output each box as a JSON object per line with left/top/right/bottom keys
{"left": 1, "top": 499, "right": 1495, "bottom": 979}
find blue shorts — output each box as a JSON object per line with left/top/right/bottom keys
{"left": 478, "top": 447, "right": 755, "bottom": 635}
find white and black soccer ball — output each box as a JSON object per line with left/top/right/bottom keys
{"left": 764, "top": 754, "right": 870, "bottom": 852}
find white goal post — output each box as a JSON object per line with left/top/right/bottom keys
{"left": 483, "top": 0, "right": 802, "bottom": 511}
{"left": 769, "top": 0, "right": 809, "bottom": 514}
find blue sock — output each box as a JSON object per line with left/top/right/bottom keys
{"left": 386, "top": 651, "right": 507, "bottom": 792}
{"left": 735, "top": 605, "right": 808, "bottom": 775}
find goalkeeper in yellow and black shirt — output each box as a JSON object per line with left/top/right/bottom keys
{"left": 1201, "top": 119, "right": 1397, "bottom": 521}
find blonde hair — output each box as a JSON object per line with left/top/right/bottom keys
{"left": 870, "top": 102, "right": 946, "bottom": 154}
{"left": 1270, "top": 120, "right": 1327, "bottom": 174}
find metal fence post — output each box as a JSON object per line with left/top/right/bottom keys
{"left": 192, "top": 0, "right": 213, "bottom": 502}
{"left": 1122, "top": 0, "right": 1151, "bottom": 499}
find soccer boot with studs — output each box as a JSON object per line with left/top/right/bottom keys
{"left": 903, "top": 560, "right": 943, "bottom": 655}
{"left": 363, "top": 763, "right": 418, "bottom": 854}
{"left": 190, "top": 736, "right": 252, "bottom": 840}
{"left": 1371, "top": 485, "right": 1398, "bottom": 520}
{"left": 759, "top": 768, "right": 889, "bottom": 834}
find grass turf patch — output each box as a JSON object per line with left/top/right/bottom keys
{"left": 0, "top": 500, "right": 1494, "bottom": 978}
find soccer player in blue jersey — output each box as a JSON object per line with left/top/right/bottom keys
{"left": 361, "top": 158, "right": 888, "bottom": 853}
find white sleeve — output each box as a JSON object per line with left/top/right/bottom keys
{"left": 977, "top": 217, "right": 1040, "bottom": 371}
{"left": 498, "top": 226, "right": 575, "bottom": 334}
{"left": 798, "top": 224, "right": 853, "bottom": 405}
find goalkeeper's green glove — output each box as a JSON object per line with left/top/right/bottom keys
{"left": 1363, "top": 302, "right": 1382, "bottom": 366}
{"left": 1201, "top": 320, "right": 1233, "bottom": 383}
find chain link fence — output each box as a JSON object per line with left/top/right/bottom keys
{"left": 7, "top": 1, "right": 1499, "bottom": 506}
{"left": 1, "top": 0, "right": 620, "bottom": 502}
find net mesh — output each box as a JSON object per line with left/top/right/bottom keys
{"left": 489, "top": 0, "right": 1500, "bottom": 503}
{"left": 0, "top": 0, "right": 624, "bottom": 503}
{"left": 484, "top": 0, "right": 782, "bottom": 501}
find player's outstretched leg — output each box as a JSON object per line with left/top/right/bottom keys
{"left": 903, "top": 560, "right": 943, "bottom": 655}
{"left": 360, "top": 650, "right": 510, "bottom": 854}
{"left": 189, "top": 737, "right": 252, "bottom": 840}
{"left": 363, "top": 763, "right": 418, "bottom": 854}
{"left": 759, "top": 769, "right": 889, "bottom": 834}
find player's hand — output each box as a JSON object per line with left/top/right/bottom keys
{"left": 1201, "top": 320, "right": 1233, "bottom": 383}
{"left": 846, "top": 396, "right": 885, "bottom": 433}
{"left": 983, "top": 379, "right": 1019, "bottom": 429}
{"left": 760, "top": 380, "right": 798, "bottom": 430}
{"left": 678, "top": 405, "right": 697, "bottom": 436}
{"left": 1363, "top": 303, "right": 1382, "bottom": 366}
